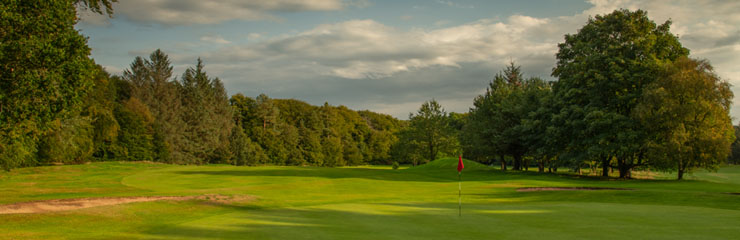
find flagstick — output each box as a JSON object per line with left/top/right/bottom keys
{"left": 458, "top": 171, "right": 462, "bottom": 217}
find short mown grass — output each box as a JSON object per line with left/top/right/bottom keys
{"left": 1, "top": 159, "right": 739, "bottom": 239}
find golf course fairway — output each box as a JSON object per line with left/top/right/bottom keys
{"left": 1, "top": 158, "right": 739, "bottom": 239}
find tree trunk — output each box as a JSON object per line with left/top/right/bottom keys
{"left": 602, "top": 157, "right": 609, "bottom": 177}
{"left": 513, "top": 154, "right": 522, "bottom": 171}
{"left": 677, "top": 160, "right": 684, "bottom": 180}
{"left": 617, "top": 158, "right": 631, "bottom": 179}
{"left": 538, "top": 158, "right": 544, "bottom": 173}
{"left": 500, "top": 154, "right": 506, "bottom": 171}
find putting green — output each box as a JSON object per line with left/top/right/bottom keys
{"left": 1, "top": 160, "right": 739, "bottom": 239}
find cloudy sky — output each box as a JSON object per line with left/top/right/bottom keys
{"left": 77, "top": 0, "right": 740, "bottom": 120}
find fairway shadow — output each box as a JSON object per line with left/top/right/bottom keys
{"left": 171, "top": 166, "right": 650, "bottom": 185}
{"left": 143, "top": 202, "right": 548, "bottom": 239}
{"left": 172, "top": 167, "right": 499, "bottom": 183}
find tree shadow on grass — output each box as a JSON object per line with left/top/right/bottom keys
{"left": 144, "top": 202, "right": 557, "bottom": 240}
{"left": 142, "top": 199, "right": 740, "bottom": 240}
{"left": 172, "top": 167, "right": 505, "bottom": 183}
{"left": 171, "top": 167, "right": 612, "bottom": 184}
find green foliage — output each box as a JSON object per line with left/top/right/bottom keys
{"left": 123, "top": 50, "right": 187, "bottom": 163}
{"left": 37, "top": 117, "right": 94, "bottom": 164}
{"left": 228, "top": 95, "right": 400, "bottom": 167}
{"left": 114, "top": 98, "right": 155, "bottom": 161}
{"left": 393, "top": 100, "right": 459, "bottom": 165}
{"left": 85, "top": 67, "right": 121, "bottom": 160}
{"left": 0, "top": 132, "right": 36, "bottom": 171}
{"left": 121, "top": 50, "right": 236, "bottom": 164}
{"left": 229, "top": 125, "right": 268, "bottom": 166}
{"left": 464, "top": 63, "right": 550, "bottom": 171}
{"left": 551, "top": 9, "right": 688, "bottom": 178}
{"left": 0, "top": 0, "right": 98, "bottom": 170}
{"left": 179, "top": 59, "right": 234, "bottom": 164}
{"left": 635, "top": 57, "right": 735, "bottom": 179}
{"left": 408, "top": 157, "right": 488, "bottom": 171}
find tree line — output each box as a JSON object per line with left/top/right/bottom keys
{"left": 1, "top": 3, "right": 736, "bottom": 179}
{"left": 0, "top": 0, "right": 403, "bottom": 169}
{"left": 393, "top": 9, "right": 736, "bottom": 179}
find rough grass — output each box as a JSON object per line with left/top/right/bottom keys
{"left": 1, "top": 161, "right": 739, "bottom": 239}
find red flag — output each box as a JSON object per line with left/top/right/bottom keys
{"left": 457, "top": 155, "right": 464, "bottom": 172}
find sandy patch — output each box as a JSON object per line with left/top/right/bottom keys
{"left": 517, "top": 187, "right": 633, "bottom": 192}
{"left": 0, "top": 194, "right": 254, "bottom": 214}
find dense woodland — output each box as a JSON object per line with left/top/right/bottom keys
{"left": 1, "top": 1, "right": 738, "bottom": 179}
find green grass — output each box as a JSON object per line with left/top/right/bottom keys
{"left": 1, "top": 159, "right": 739, "bottom": 239}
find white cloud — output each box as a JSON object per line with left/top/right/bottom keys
{"left": 203, "top": 16, "right": 560, "bottom": 80}
{"left": 194, "top": 1, "right": 739, "bottom": 118}
{"left": 112, "top": 0, "right": 357, "bottom": 25}
{"left": 200, "top": 35, "right": 231, "bottom": 44}
{"left": 108, "top": 0, "right": 740, "bottom": 119}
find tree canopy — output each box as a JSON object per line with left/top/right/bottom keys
{"left": 393, "top": 100, "right": 458, "bottom": 165}
{"left": 635, "top": 57, "right": 734, "bottom": 179}
{"left": 551, "top": 9, "right": 689, "bottom": 178}
{"left": 1, "top": 0, "right": 100, "bottom": 170}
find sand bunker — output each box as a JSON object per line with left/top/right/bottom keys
{"left": 0, "top": 194, "right": 254, "bottom": 214}
{"left": 517, "top": 187, "right": 633, "bottom": 192}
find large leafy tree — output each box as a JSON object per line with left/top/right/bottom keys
{"left": 517, "top": 77, "right": 554, "bottom": 172}
{"left": 359, "top": 110, "right": 402, "bottom": 164}
{"left": 552, "top": 9, "right": 688, "bottom": 178}
{"left": 396, "top": 100, "right": 458, "bottom": 164}
{"left": 464, "top": 63, "right": 547, "bottom": 171}
{"left": 0, "top": 0, "right": 113, "bottom": 170}
{"left": 635, "top": 57, "right": 734, "bottom": 179}
{"left": 37, "top": 65, "right": 119, "bottom": 164}
{"left": 464, "top": 67, "right": 514, "bottom": 170}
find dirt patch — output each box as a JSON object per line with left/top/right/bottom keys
{"left": 517, "top": 187, "right": 633, "bottom": 192}
{"left": 0, "top": 194, "right": 255, "bottom": 214}
{"left": 726, "top": 192, "right": 740, "bottom": 195}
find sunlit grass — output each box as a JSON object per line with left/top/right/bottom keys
{"left": 1, "top": 160, "right": 739, "bottom": 239}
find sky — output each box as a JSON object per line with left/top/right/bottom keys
{"left": 76, "top": 0, "right": 740, "bottom": 120}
